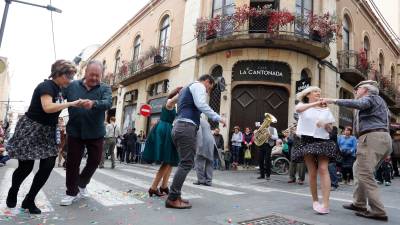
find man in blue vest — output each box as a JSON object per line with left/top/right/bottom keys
{"left": 166, "top": 74, "right": 226, "bottom": 209}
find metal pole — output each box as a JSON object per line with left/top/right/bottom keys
{"left": 0, "top": 0, "right": 11, "bottom": 48}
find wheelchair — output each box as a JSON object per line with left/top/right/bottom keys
{"left": 271, "top": 153, "right": 290, "bottom": 175}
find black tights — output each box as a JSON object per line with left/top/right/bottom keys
{"left": 9, "top": 156, "right": 56, "bottom": 201}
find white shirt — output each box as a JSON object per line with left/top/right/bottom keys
{"left": 296, "top": 105, "right": 335, "bottom": 140}
{"left": 105, "top": 123, "right": 121, "bottom": 138}
{"left": 176, "top": 82, "right": 221, "bottom": 125}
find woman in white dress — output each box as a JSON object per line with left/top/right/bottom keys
{"left": 294, "top": 86, "right": 341, "bottom": 214}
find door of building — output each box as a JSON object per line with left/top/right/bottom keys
{"left": 230, "top": 85, "right": 289, "bottom": 163}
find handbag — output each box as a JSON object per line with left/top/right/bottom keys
{"left": 244, "top": 148, "right": 252, "bottom": 159}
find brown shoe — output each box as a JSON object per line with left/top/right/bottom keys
{"left": 165, "top": 198, "right": 192, "bottom": 209}
{"left": 177, "top": 197, "right": 189, "bottom": 204}
{"left": 297, "top": 180, "right": 304, "bottom": 185}
{"left": 287, "top": 179, "right": 296, "bottom": 183}
{"left": 355, "top": 211, "right": 388, "bottom": 221}
{"left": 342, "top": 203, "right": 367, "bottom": 212}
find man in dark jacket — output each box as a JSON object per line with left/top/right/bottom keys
{"left": 392, "top": 131, "right": 400, "bottom": 177}
{"left": 124, "top": 128, "right": 138, "bottom": 163}
{"left": 213, "top": 127, "right": 225, "bottom": 170}
{"left": 60, "top": 61, "right": 112, "bottom": 206}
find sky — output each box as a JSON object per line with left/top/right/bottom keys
{"left": 0, "top": 0, "right": 398, "bottom": 113}
{"left": 0, "top": 0, "right": 149, "bottom": 112}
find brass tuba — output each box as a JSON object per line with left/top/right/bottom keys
{"left": 254, "top": 113, "right": 277, "bottom": 146}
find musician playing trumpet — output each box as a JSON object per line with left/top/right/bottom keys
{"left": 294, "top": 86, "right": 341, "bottom": 215}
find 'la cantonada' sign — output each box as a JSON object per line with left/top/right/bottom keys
{"left": 232, "top": 60, "right": 291, "bottom": 83}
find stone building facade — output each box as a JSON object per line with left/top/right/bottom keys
{"left": 83, "top": 0, "right": 400, "bottom": 148}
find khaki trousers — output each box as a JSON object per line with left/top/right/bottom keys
{"left": 353, "top": 131, "right": 392, "bottom": 216}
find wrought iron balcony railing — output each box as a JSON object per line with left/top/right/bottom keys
{"left": 337, "top": 50, "right": 369, "bottom": 77}
{"left": 197, "top": 15, "right": 332, "bottom": 46}
{"left": 117, "top": 46, "right": 173, "bottom": 83}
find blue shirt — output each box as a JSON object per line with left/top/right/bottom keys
{"left": 63, "top": 79, "right": 112, "bottom": 140}
{"left": 337, "top": 135, "right": 357, "bottom": 157}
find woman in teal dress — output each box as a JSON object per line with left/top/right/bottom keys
{"left": 143, "top": 87, "right": 182, "bottom": 197}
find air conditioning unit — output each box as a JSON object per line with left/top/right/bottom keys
{"left": 125, "top": 93, "right": 132, "bottom": 102}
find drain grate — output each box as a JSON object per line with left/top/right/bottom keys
{"left": 238, "top": 214, "right": 314, "bottom": 225}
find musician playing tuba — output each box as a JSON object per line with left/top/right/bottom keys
{"left": 255, "top": 117, "right": 278, "bottom": 180}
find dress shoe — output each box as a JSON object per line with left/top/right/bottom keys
{"left": 257, "top": 176, "right": 265, "bottom": 179}
{"left": 159, "top": 187, "right": 169, "bottom": 195}
{"left": 193, "top": 181, "right": 204, "bottom": 185}
{"left": 297, "top": 180, "right": 304, "bottom": 185}
{"left": 165, "top": 198, "right": 192, "bottom": 209}
{"left": 148, "top": 188, "right": 165, "bottom": 197}
{"left": 355, "top": 211, "right": 388, "bottom": 221}
{"left": 6, "top": 188, "right": 18, "bottom": 208}
{"left": 177, "top": 196, "right": 189, "bottom": 204}
{"left": 203, "top": 183, "right": 212, "bottom": 186}
{"left": 287, "top": 179, "right": 296, "bottom": 183}
{"left": 21, "top": 198, "right": 41, "bottom": 214}
{"left": 342, "top": 203, "right": 367, "bottom": 212}
{"left": 265, "top": 176, "right": 271, "bottom": 180}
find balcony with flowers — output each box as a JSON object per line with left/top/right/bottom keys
{"left": 337, "top": 49, "right": 370, "bottom": 86}
{"left": 101, "top": 72, "right": 119, "bottom": 91}
{"left": 370, "top": 70, "right": 398, "bottom": 106}
{"left": 195, "top": 5, "right": 341, "bottom": 59}
{"left": 117, "top": 46, "right": 173, "bottom": 86}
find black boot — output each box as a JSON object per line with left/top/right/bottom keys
{"left": 21, "top": 197, "right": 41, "bottom": 214}
{"left": 6, "top": 188, "right": 18, "bottom": 208}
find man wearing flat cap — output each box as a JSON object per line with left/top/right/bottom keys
{"left": 322, "top": 80, "right": 392, "bottom": 221}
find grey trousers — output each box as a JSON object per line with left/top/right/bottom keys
{"left": 216, "top": 148, "right": 225, "bottom": 170}
{"left": 289, "top": 162, "right": 306, "bottom": 181}
{"left": 169, "top": 121, "right": 197, "bottom": 201}
{"left": 353, "top": 131, "right": 392, "bottom": 216}
{"left": 195, "top": 155, "right": 213, "bottom": 185}
{"left": 100, "top": 138, "right": 116, "bottom": 167}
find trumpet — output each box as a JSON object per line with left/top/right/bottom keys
{"left": 282, "top": 124, "right": 297, "bottom": 135}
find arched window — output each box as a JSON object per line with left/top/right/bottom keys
{"left": 391, "top": 66, "right": 396, "bottom": 83}
{"left": 209, "top": 65, "right": 223, "bottom": 129}
{"left": 114, "top": 49, "right": 121, "bottom": 75}
{"left": 102, "top": 59, "right": 106, "bottom": 72}
{"left": 363, "top": 36, "right": 370, "bottom": 61}
{"left": 343, "top": 16, "right": 351, "bottom": 51}
{"left": 296, "top": 0, "right": 313, "bottom": 35}
{"left": 133, "top": 36, "right": 141, "bottom": 61}
{"left": 132, "top": 36, "right": 141, "bottom": 72}
{"left": 159, "top": 16, "right": 170, "bottom": 48}
{"left": 300, "top": 69, "right": 310, "bottom": 80}
{"left": 379, "top": 53, "right": 384, "bottom": 75}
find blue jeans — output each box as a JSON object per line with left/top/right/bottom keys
{"left": 0, "top": 155, "right": 10, "bottom": 164}
{"left": 328, "top": 162, "right": 338, "bottom": 187}
{"left": 213, "top": 159, "right": 220, "bottom": 169}
{"left": 231, "top": 146, "right": 241, "bottom": 163}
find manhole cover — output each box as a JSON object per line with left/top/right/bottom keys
{"left": 238, "top": 215, "right": 314, "bottom": 225}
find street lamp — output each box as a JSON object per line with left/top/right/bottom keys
{"left": 0, "top": 0, "right": 62, "bottom": 48}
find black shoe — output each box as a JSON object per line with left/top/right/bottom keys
{"left": 21, "top": 198, "right": 41, "bottom": 214}
{"left": 257, "top": 176, "right": 265, "bottom": 179}
{"left": 159, "top": 187, "right": 169, "bottom": 195}
{"left": 265, "top": 176, "right": 271, "bottom": 180}
{"left": 203, "top": 183, "right": 212, "bottom": 186}
{"left": 6, "top": 188, "right": 18, "bottom": 208}
{"left": 193, "top": 181, "right": 204, "bottom": 185}
{"left": 355, "top": 211, "right": 388, "bottom": 221}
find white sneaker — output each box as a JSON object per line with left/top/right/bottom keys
{"left": 79, "top": 187, "right": 90, "bottom": 198}
{"left": 60, "top": 195, "right": 80, "bottom": 206}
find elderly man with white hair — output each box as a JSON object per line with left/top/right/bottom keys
{"left": 322, "top": 80, "right": 392, "bottom": 221}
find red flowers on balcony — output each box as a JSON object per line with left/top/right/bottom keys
{"left": 195, "top": 5, "right": 340, "bottom": 44}
{"left": 306, "top": 13, "right": 342, "bottom": 40}
{"left": 267, "top": 10, "right": 295, "bottom": 32}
